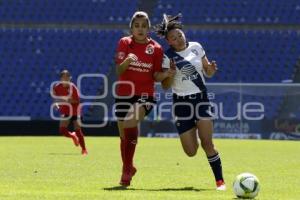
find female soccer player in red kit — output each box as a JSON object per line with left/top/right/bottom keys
{"left": 114, "top": 11, "right": 175, "bottom": 186}
{"left": 53, "top": 70, "right": 88, "bottom": 155}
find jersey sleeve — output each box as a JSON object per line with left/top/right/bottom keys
{"left": 153, "top": 46, "right": 163, "bottom": 73}
{"left": 115, "top": 38, "right": 128, "bottom": 65}
{"left": 197, "top": 42, "right": 206, "bottom": 58}
{"left": 162, "top": 54, "right": 170, "bottom": 69}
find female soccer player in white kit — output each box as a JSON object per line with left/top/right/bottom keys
{"left": 155, "top": 14, "right": 226, "bottom": 190}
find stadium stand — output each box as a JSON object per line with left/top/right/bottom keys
{"left": 0, "top": 28, "right": 123, "bottom": 119}
{"left": 0, "top": 0, "right": 138, "bottom": 24}
{"left": 152, "top": 29, "right": 300, "bottom": 83}
{"left": 152, "top": 0, "right": 300, "bottom": 24}
{"left": 184, "top": 30, "right": 300, "bottom": 83}
{"left": 0, "top": 1, "right": 299, "bottom": 122}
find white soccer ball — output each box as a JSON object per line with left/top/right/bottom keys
{"left": 233, "top": 172, "right": 260, "bottom": 199}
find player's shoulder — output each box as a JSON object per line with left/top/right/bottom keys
{"left": 70, "top": 82, "right": 78, "bottom": 89}
{"left": 54, "top": 82, "right": 76, "bottom": 89}
{"left": 149, "top": 38, "right": 163, "bottom": 50}
{"left": 54, "top": 82, "right": 62, "bottom": 89}
{"left": 188, "top": 41, "right": 203, "bottom": 48}
{"left": 188, "top": 41, "right": 205, "bottom": 56}
{"left": 118, "top": 36, "right": 132, "bottom": 44}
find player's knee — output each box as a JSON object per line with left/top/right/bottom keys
{"left": 184, "top": 148, "right": 197, "bottom": 157}
{"left": 186, "top": 151, "right": 197, "bottom": 157}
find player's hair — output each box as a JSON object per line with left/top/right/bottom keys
{"left": 60, "top": 69, "right": 71, "bottom": 78}
{"left": 129, "top": 11, "right": 151, "bottom": 28}
{"left": 154, "top": 13, "right": 183, "bottom": 38}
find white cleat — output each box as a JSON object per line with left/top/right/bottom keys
{"left": 216, "top": 184, "right": 226, "bottom": 191}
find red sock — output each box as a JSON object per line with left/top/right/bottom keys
{"left": 75, "top": 128, "right": 86, "bottom": 150}
{"left": 120, "top": 137, "right": 125, "bottom": 164}
{"left": 59, "top": 127, "right": 72, "bottom": 137}
{"left": 123, "top": 127, "right": 138, "bottom": 172}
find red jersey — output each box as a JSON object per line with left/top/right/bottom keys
{"left": 115, "top": 36, "right": 163, "bottom": 97}
{"left": 53, "top": 83, "right": 80, "bottom": 116}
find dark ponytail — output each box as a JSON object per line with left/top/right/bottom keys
{"left": 154, "top": 13, "right": 183, "bottom": 38}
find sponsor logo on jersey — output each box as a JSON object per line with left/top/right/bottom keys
{"left": 145, "top": 44, "right": 154, "bottom": 55}
{"left": 191, "top": 49, "right": 199, "bottom": 56}
{"left": 181, "top": 64, "right": 198, "bottom": 81}
{"left": 130, "top": 61, "right": 153, "bottom": 69}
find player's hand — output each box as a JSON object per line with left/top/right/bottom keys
{"left": 210, "top": 60, "right": 218, "bottom": 72}
{"left": 166, "top": 68, "right": 176, "bottom": 78}
{"left": 170, "top": 58, "right": 176, "bottom": 70}
{"left": 60, "top": 97, "right": 69, "bottom": 102}
{"left": 166, "top": 59, "right": 176, "bottom": 78}
{"left": 126, "top": 53, "right": 138, "bottom": 63}
{"left": 67, "top": 98, "right": 73, "bottom": 103}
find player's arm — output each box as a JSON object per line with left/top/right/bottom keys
{"left": 202, "top": 56, "right": 218, "bottom": 78}
{"left": 161, "top": 69, "right": 176, "bottom": 90}
{"left": 153, "top": 50, "right": 176, "bottom": 86}
{"left": 67, "top": 98, "right": 79, "bottom": 104}
{"left": 153, "top": 70, "right": 171, "bottom": 82}
{"left": 116, "top": 53, "right": 138, "bottom": 76}
{"left": 52, "top": 90, "right": 61, "bottom": 110}
{"left": 161, "top": 59, "right": 176, "bottom": 90}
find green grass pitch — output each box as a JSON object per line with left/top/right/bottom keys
{"left": 0, "top": 137, "right": 299, "bottom": 200}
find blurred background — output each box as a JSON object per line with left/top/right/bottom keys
{"left": 0, "top": 0, "right": 299, "bottom": 140}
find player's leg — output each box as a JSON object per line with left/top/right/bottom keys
{"left": 115, "top": 99, "right": 130, "bottom": 176}
{"left": 196, "top": 120, "right": 216, "bottom": 155}
{"left": 73, "top": 117, "right": 87, "bottom": 155}
{"left": 179, "top": 127, "right": 198, "bottom": 157}
{"left": 59, "top": 118, "right": 70, "bottom": 137}
{"left": 196, "top": 119, "right": 225, "bottom": 190}
{"left": 59, "top": 118, "right": 79, "bottom": 146}
{"left": 118, "top": 121, "right": 125, "bottom": 138}
{"left": 120, "top": 103, "right": 146, "bottom": 186}
{"left": 173, "top": 95, "right": 199, "bottom": 157}
{"left": 117, "top": 121, "right": 127, "bottom": 167}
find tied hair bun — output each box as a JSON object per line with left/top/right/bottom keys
{"left": 154, "top": 13, "right": 182, "bottom": 38}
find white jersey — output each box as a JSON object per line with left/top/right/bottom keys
{"left": 162, "top": 41, "right": 207, "bottom": 96}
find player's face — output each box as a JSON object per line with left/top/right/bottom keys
{"left": 60, "top": 74, "right": 71, "bottom": 83}
{"left": 131, "top": 17, "right": 149, "bottom": 43}
{"left": 167, "top": 29, "right": 186, "bottom": 51}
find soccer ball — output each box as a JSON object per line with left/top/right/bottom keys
{"left": 233, "top": 172, "right": 260, "bottom": 199}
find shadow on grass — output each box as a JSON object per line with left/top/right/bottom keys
{"left": 103, "top": 186, "right": 212, "bottom": 192}
{"left": 48, "top": 153, "right": 78, "bottom": 156}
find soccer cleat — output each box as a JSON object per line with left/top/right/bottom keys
{"left": 119, "top": 166, "right": 137, "bottom": 186}
{"left": 70, "top": 132, "right": 79, "bottom": 147}
{"left": 81, "top": 149, "right": 88, "bottom": 155}
{"left": 216, "top": 180, "right": 226, "bottom": 191}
